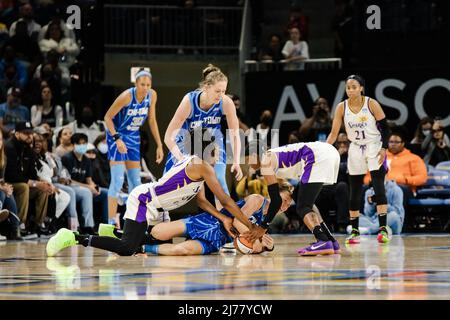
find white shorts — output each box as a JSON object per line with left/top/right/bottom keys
{"left": 123, "top": 183, "right": 170, "bottom": 226}
{"left": 305, "top": 143, "right": 340, "bottom": 185}
{"left": 347, "top": 141, "right": 383, "bottom": 175}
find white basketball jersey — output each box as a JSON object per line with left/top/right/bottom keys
{"left": 152, "top": 155, "right": 204, "bottom": 210}
{"left": 269, "top": 141, "right": 338, "bottom": 184}
{"left": 343, "top": 96, "right": 381, "bottom": 144}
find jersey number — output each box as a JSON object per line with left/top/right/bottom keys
{"left": 355, "top": 130, "right": 366, "bottom": 140}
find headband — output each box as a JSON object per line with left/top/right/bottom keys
{"left": 135, "top": 70, "right": 152, "bottom": 80}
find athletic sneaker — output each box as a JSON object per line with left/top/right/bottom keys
{"left": 377, "top": 227, "right": 390, "bottom": 244}
{"left": 297, "top": 240, "right": 334, "bottom": 256}
{"left": 345, "top": 229, "right": 361, "bottom": 244}
{"left": 46, "top": 228, "right": 77, "bottom": 257}
{"left": 332, "top": 240, "right": 341, "bottom": 254}
{"left": 98, "top": 223, "right": 118, "bottom": 239}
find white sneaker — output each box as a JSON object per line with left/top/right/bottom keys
{"left": 0, "top": 234, "right": 6, "bottom": 241}
{"left": 346, "top": 225, "right": 369, "bottom": 235}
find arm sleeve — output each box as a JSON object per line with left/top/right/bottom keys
{"left": 376, "top": 118, "right": 390, "bottom": 149}
{"left": 261, "top": 183, "right": 283, "bottom": 228}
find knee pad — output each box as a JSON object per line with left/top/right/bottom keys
{"left": 214, "top": 162, "right": 229, "bottom": 195}
{"left": 127, "top": 168, "right": 142, "bottom": 191}
{"left": 108, "top": 164, "right": 126, "bottom": 198}
{"left": 297, "top": 205, "right": 313, "bottom": 220}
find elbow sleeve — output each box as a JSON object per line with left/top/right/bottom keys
{"left": 262, "top": 184, "right": 282, "bottom": 228}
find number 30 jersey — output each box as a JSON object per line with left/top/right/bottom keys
{"left": 106, "top": 87, "right": 151, "bottom": 161}
{"left": 343, "top": 96, "right": 381, "bottom": 145}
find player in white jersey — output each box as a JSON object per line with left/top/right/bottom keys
{"left": 46, "top": 129, "right": 265, "bottom": 257}
{"left": 245, "top": 140, "right": 341, "bottom": 256}
{"left": 327, "top": 74, "right": 391, "bottom": 245}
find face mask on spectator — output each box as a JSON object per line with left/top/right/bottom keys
{"left": 74, "top": 144, "right": 88, "bottom": 155}
{"left": 98, "top": 142, "right": 108, "bottom": 154}
{"left": 422, "top": 129, "right": 430, "bottom": 136}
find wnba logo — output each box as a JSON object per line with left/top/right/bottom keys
{"left": 66, "top": 5, "right": 81, "bottom": 30}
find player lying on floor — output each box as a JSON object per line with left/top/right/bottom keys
{"left": 140, "top": 182, "right": 294, "bottom": 256}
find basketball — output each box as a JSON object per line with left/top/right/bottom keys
{"left": 233, "top": 236, "right": 254, "bottom": 254}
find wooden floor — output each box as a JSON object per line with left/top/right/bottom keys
{"left": 1, "top": 234, "right": 450, "bottom": 300}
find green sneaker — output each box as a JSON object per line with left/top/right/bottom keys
{"left": 46, "top": 228, "right": 77, "bottom": 257}
{"left": 345, "top": 229, "right": 361, "bottom": 244}
{"left": 377, "top": 227, "right": 390, "bottom": 244}
{"left": 98, "top": 223, "right": 119, "bottom": 239}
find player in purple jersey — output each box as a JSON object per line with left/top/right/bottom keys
{"left": 46, "top": 129, "right": 265, "bottom": 257}
{"left": 245, "top": 141, "right": 341, "bottom": 256}
{"left": 103, "top": 69, "right": 164, "bottom": 228}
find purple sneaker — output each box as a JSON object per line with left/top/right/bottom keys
{"left": 297, "top": 240, "right": 334, "bottom": 256}
{"left": 333, "top": 240, "right": 341, "bottom": 254}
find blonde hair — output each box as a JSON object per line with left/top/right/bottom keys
{"left": 199, "top": 64, "right": 228, "bottom": 88}
{"left": 278, "top": 179, "right": 294, "bottom": 195}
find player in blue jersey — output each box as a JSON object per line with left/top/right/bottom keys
{"left": 46, "top": 128, "right": 265, "bottom": 257}
{"left": 164, "top": 64, "right": 243, "bottom": 200}
{"left": 103, "top": 69, "right": 164, "bottom": 228}
{"left": 141, "top": 183, "right": 293, "bottom": 256}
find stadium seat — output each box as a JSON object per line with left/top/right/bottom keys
{"left": 436, "top": 161, "right": 450, "bottom": 172}
{"left": 409, "top": 198, "right": 446, "bottom": 206}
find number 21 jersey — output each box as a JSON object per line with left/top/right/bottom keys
{"left": 343, "top": 96, "right": 381, "bottom": 145}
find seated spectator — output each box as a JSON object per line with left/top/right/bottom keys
{"left": 288, "top": 130, "right": 301, "bottom": 144}
{"left": 62, "top": 133, "right": 108, "bottom": 230}
{"left": 254, "top": 109, "right": 272, "bottom": 146}
{"left": 31, "top": 85, "right": 63, "bottom": 128}
{"left": 0, "top": 129, "right": 21, "bottom": 240}
{"left": 35, "top": 123, "right": 54, "bottom": 152}
{"left": 38, "top": 13, "right": 76, "bottom": 43}
{"left": 422, "top": 119, "right": 450, "bottom": 166}
{"left": 228, "top": 94, "right": 250, "bottom": 131}
{"left": 66, "top": 104, "right": 105, "bottom": 144}
{"left": 0, "top": 87, "right": 30, "bottom": 134}
{"left": 281, "top": 27, "right": 309, "bottom": 71}
{"left": 236, "top": 166, "right": 268, "bottom": 200}
{"left": 0, "top": 0, "right": 16, "bottom": 28}
{"left": 258, "top": 34, "right": 284, "bottom": 62}
{"left": 39, "top": 20, "right": 79, "bottom": 69}
{"left": 9, "top": 2, "right": 41, "bottom": 41}
{"left": 4, "top": 121, "right": 52, "bottom": 238}
{"left": 364, "top": 132, "right": 427, "bottom": 207}
{"left": 0, "top": 45, "right": 28, "bottom": 90}
{"left": 360, "top": 179, "right": 405, "bottom": 235}
{"left": 5, "top": 20, "right": 42, "bottom": 70}
{"left": 315, "top": 132, "right": 350, "bottom": 232}
{"left": 91, "top": 133, "right": 110, "bottom": 189}
{"left": 55, "top": 126, "right": 73, "bottom": 157}
{"left": 410, "top": 117, "right": 433, "bottom": 156}
{"left": 33, "top": 132, "right": 70, "bottom": 225}
{"left": 298, "top": 97, "right": 332, "bottom": 142}
{"left": 284, "top": 6, "right": 309, "bottom": 41}
{"left": 33, "top": 49, "right": 69, "bottom": 102}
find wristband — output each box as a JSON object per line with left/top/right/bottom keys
{"left": 113, "top": 133, "right": 121, "bottom": 141}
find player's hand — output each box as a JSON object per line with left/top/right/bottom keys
{"left": 377, "top": 148, "right": 386, "bottom": 166}
{"left": 116, "top": 139, "right": 128, "bottom": 154}
{"left": 231, "top": 163, "right": 243, "bottom": 181}
{"left": 155, "top": 145, "right": 164, "bottom": 164}
{"left": 261, "top": 234, "right": 274, "bottom": 251}
{"left": 242, "top": 224, "right": 266, "bottom": 242}
{"left": 222, "top": 217, "right": 238, "bottom": 239}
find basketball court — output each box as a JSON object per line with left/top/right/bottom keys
{"left": 1, "top": 234, "right": 449, "bottom": 300}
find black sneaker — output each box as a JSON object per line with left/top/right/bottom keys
{"left": 0, "top": 209, "right": 9, "bottom": 223}
{"left": 21, "top": 230, "right": 39, "bottom": 240}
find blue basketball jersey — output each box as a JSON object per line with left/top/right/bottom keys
{"left": 165, "top": 90, "right": 226, "bottom": 172}
{"left": 107, "top": 87, "right": 151, "bottom": 161}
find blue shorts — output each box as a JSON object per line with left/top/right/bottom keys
{"left": 183, "top": 213, "right": 230, "bottom": 255}
{"left": 106, "top": 132, "right": 141, "bottom": 162}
